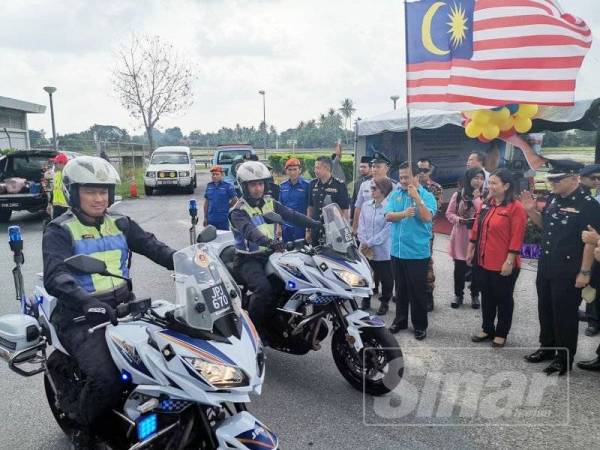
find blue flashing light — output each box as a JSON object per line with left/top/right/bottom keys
{"left": 8, "top": 226, "right": 22, "bottom": 243}
{"left": 188, "top": 199, "right": 198, "bottom": 214}
{"left": 137, "top": 413, "right": 158, "bottom": 441}
{"left": 120, "top": 370, "right": 131, "bottom": 382}
{"left": 286, "top": 280, "right": 297, "bottom": 290}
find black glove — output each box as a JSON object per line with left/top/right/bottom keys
{"left": 83, "top": 300, "right": 118, "bottom": 326}
{"left": 267, "top": 239, "right": 285, "bottom": 252}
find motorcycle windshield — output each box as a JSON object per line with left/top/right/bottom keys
{"left": 172, "top": 244, "right": 241, "bottom": 332}
{"left": 321, "top": 203, "right": 359, "bottom": 261}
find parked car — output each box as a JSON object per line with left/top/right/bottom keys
{"left": 212, "top": 144, "right": 256, "bottom": 183}
{"left": 143, "top": 146, "right": 196, "bottom": 196}
{"left": 0, "top": 149, "right": 57, "bottom": 223}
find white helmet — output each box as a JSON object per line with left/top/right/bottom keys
{"left": 236, "top": 161, "right": 272, "bottom": 200}
{"left": 62, "top": 155, "right": 121, "bottom": 208}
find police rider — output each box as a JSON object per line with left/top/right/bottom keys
{"left": 229, "top": 161, "right": 319, "bottom": 338}
{"left": 42, "top": 156, "right": 176, "bottom": 448}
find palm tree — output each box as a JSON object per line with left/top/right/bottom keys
{"left": 339, "top": 98, "right": 356, "bottom": 144}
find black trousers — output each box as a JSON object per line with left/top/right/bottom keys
{"left": 453, "top": 259, "right": 480, "bottom": 299}
{"left": 234, "top": 254, "right": 275, "bottom": 333}
{"left": 392, "top": 257, "right": 429, "bottom": 331}
{"left": 585, "top": 300, "right": 600, "bottom": 328}
{"left": 369, "top": 260, "right": 393, "bottom": 303}
{"left": 536, "top": 275, "right": 582, "bottom": 364}
{"left": 478, "top": 268, "right": 520, "bottom": 338}
{"left": 57, "top": 324, "right": 122, "bottom": 429}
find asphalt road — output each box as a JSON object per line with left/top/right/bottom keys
{"left": 1, "top": 172, "right": 600, "bottom": 449}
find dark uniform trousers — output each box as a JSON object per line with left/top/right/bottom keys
{"left": 369, "top": 260, "right": 393, "bottom": 303}
{"left": 392, "top": 257, "right": 429, "bottom": 331}
{"left": 57, "top": 324, "right": 123, "bottom": 428}
{"left": 536, "top": 274, "right": 582, "bottom": 364}
{"left": 234, "top": 254, "right": 275, "bottom": 332}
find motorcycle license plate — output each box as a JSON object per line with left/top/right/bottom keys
{"left": 202, "top": 283, "right": 233, "bottom": 316}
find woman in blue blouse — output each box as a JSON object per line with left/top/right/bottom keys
{"left": 357, "top": 178, "right": 393, "bottom": 315}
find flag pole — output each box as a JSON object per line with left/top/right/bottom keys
{"left": 404, "top": 0, "right": 413, "bottom": 171}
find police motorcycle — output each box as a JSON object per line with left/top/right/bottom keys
{"left": 203, "top": 203, "right": 403, "bottom": 396}
{"left": 0, "top": 211, "right": 278, "bottom": 450}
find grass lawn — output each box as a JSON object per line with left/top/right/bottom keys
{"left": 116, "top": 167, "right": 146, "bottom": 198}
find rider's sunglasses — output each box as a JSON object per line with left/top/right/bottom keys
{"left": 417, "top": 167, "right": 431, "bottom": 173}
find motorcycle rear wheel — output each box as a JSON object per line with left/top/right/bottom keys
{"left": 44, "top": 352, "right": 82, "bottom": 437}
{"left": 331, "top": 327, "right": 404, "bottom": 396}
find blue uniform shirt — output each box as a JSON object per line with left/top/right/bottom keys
{"left": 204, "top": 180, "right": 237, "bottom": 230}
{"left": 279, "top": 176, "right": 310, "bottom": 242}
{"left": 384, "top": 185, "right": 437, "bottom": 260}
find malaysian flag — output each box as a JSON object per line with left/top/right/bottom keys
{"left": 405, "top": 0, "right": 592, "bottom": 110}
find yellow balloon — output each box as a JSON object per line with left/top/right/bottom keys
{"left": 514, "top": 116, "right": 532, "bottom": 133}
{"left": 472, "top": 110, "right": 491, "bottom": 125}
{"left": 482, "top": 124, "right": 500, "bottom": 140}
{"left": 499, "top": 117, "right": 515, "bottom": 131}
{"left": 494, "top": 107, "right": 511, "bottom": 123}
{"left": 516, "top": 104, "right": 538, "bottom": 118}
{"left": 465, "top": 121, "right": 482, "bottom": 138}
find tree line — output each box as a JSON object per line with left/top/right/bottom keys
{"left": 29, "top": 101, "right": 358, "bottom": 150}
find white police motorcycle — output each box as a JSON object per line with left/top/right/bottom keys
{"left": 0, "top": 223, "right": 278, "bottom": 450}
{"left": 203, "top": 203, "right": 403, "bottom": 396}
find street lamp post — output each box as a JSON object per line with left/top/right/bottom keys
{"left": 390, "top": 95, "right": 400, "bottom": 110}
{"left": 43, "top": 86, "right": 58, "bottom": 151}
{"left": 258, "top": 90, "right": 266, "bottom": 159}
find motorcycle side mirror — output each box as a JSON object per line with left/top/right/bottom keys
{"left": 64, "top": 254, "right": 107, "bottom": 275}
{"left": 197, "top": 225, "right": 217, "bottom": 243}
{"left": 263, "top": 212, "right": 283, "bottom": 224}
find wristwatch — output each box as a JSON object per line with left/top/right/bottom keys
{"left": 418, "top": 199, "right": 425, "bottom": 207}
{"left": 580, "top": 270, "right": 592, "bottom": 276}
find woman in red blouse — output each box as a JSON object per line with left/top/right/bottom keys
{"left": 467, "top": 169, "right": 527, "bottom": 348}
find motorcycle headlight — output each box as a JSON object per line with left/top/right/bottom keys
{"left": 184, "top": 357, "right": 249, "bottom": 388}
{"left": 179, "top": 171, "right": 190, "bottom": 177}
{"left": 333, "top": 269, "right": 367, "bottom": 287}
{"left": 146, "top": 171, "right": 156, "bottom": 178}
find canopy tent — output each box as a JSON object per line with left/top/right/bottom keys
{"left": 357, "top": 99, "right": 599, "bottom": 137}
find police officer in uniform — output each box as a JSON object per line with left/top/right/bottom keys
{"left": 203, "top": 165, "right": 238, "bottom": 230}
{"left": 229, "top": 161, "right": 319, "bottom": 336}
{"left": 579, "top": 164, "right": 600, "bottom": 335}
{"left": 42, "top": 156, "right": 176, "bottom": 448}
{"left": 279, "top": 157, "right": 310, "bottom": 242}
{"left": 521, "top": 159, "right": 600, "bottom": 375}
{"left": 307, "top": 155, "right": 350, "bottom": 241}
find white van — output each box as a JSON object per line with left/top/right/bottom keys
{"left": 143, "top": 146, "right": 196, "bottom": 195}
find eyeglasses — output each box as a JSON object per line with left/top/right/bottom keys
{"left": 417, "top": 167, "right": 431, "bottom": 173}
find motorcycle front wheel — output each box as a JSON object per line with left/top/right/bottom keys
{"left": 331, "top": 327, "right": 404, "bottom": 396}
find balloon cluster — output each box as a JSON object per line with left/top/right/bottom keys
{"left": 462, "top": 104, "right": 539, "bottom": 143}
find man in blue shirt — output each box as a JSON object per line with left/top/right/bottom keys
{"left": 384, "top": 161, "right": 437, "bottom": 340}
{"left": 279, "top": 158, "right": 310, "bottom": 242}
{"left": 204, "top": 165, "right": 238, "bottom": 230}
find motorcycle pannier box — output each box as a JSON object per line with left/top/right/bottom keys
{"left": 0, "top": 314, "right": 41, "bottom": 362}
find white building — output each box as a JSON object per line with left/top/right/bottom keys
{"left": 0, "top": 96, "right": 46, "bottom": 150}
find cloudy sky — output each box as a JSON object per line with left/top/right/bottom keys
{"left": 2, "top": 0, "right": 600, "bottom": 136}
